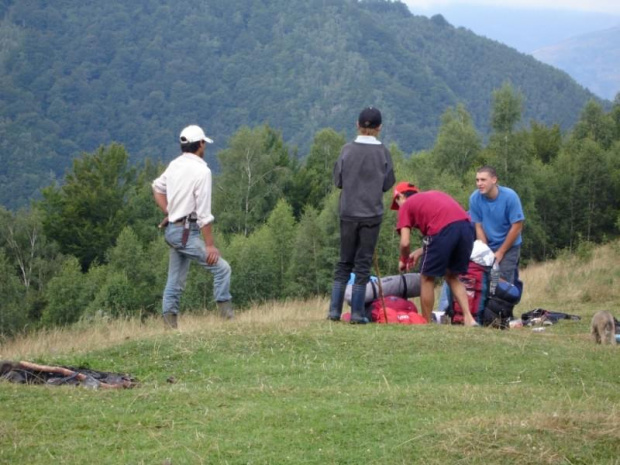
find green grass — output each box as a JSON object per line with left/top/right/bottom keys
{"left": 1, "top": 317, "right": 619, "bottom": 464}
{"left": 3, "top": 241, "right": 620, "bottom": 464}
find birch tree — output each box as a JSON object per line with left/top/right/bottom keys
{"left": 214, "top": 125, "right": 292, "bottom": 236}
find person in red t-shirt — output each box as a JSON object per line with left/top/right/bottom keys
{"left": 391, "top": 182, "right": 478, "bottom": 326}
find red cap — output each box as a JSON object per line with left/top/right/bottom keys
{"left": 391, "top": 182, "right": 419, "bottom": 210}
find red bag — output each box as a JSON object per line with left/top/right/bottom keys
{"left": 370, "top": 296, "right": 427, "bottom": 325}
{"left": 450, "top": 262, "right": 488, "bottom": 324}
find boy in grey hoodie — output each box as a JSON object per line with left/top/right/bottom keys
{"left": 328, "top": 107, "right": 395, "bottom": 323}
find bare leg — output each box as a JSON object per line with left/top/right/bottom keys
{"left": 445, "top": 272, "right": 477, "bottom": 326}
{"left": 420, "top": 275, "right": 435, "bottom": 323}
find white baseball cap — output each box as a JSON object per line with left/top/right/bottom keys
{"left": 179, "top": 125, "right": 213, "bottom": 144}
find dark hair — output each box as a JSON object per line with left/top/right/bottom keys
{"left": 180, "top": 141, "right": 203, "bottom": 154}
{"left": 477, "top": 165, "right": 497, "bottom": 178}
{"left": 402, "top": 190, "right": 417, "bottom": 199}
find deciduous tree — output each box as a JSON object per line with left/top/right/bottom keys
{"left": 214, "top": 125, "right": 292, "bottom": 236}
{"left": 432, "top": 104, "right": 481, "bottom": 178}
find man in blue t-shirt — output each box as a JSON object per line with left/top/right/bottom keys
{"left": 469, "top": 166, "right": 524, "bottom": 284}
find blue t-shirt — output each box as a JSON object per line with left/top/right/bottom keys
{"left": 469, "top": 186, "right": 525, "bottom": 251}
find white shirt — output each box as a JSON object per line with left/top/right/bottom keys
{"left": 354, "top": 135, "right": 382, "bottom": 145}
{"left": 152, "top": 153, "right": 214, "bottom": 228}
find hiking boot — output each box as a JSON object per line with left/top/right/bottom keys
{"left": 327, "top": 281, "right": 346, "bottom": 321}
{"left": 217, "top": 300, "right": 234, "bottom": 320}
{"left": 349, "top": 283, "right": 369, "bottom": 324}
{"left": 163, "top": 313, "right": 178, "bottom": 329}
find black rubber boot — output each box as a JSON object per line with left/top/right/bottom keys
{"left": 327, "top": 282, "right": 346, "bottom": 321}
{"left": 349, "top": 284, "right": 369, "bottom": 324}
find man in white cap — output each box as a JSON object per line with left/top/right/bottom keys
{"left": 152, "top": 125, "right": 233, "bottom": 328}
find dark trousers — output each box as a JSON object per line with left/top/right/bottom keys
{"left": 496, "top": 244, "right": 521, "bottom": 284}
{"left": 333, "top": 218, "right": 382, "bottom": 286}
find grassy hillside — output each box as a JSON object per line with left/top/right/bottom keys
{"left": 0, "top": 0, "right": 600, "bottom": 209}
{"left": 1, "top": 242, "right": 619, "bottom": 464}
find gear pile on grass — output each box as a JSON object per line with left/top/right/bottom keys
{"left": 0, "top": 361, "right": 137, "bottom": 389}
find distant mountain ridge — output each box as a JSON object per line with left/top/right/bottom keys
{"left": 0, "top": 0, "right": 600, "bottom": 209}
{"left": 404, "top": 3, "right": 620, "bottom": 54}
{"left": 533, "top": 26, "right": 620, "bottom": 100}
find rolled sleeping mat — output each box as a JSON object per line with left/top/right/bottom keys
{"left": 345, "top": 273, "right": 421, "bottom": 304}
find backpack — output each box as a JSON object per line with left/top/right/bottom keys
{"left": 446, "top": 262, "right": 489, "bottom": 324}
{"left": 370, "top": 296, "right": 427, "bottom": 325}
{"left": 482, "top": 279, "right": 523, "bottom": 329}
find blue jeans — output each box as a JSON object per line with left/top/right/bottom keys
{"left": 438, "top": 281, "right": 450, "bottom": 312}
{"left": 163, "top": 222, "right": 232, "bottom": 315}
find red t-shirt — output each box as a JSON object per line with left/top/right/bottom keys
{"left": 397, "top": 191, "right": 469, "bottom": 236}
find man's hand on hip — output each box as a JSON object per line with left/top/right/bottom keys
{"left": 158, "top": 216, "right": 169, "bottom": 229}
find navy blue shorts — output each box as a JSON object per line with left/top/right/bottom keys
{"left": 419, "top": 220, "right": 474, "bottom": 277}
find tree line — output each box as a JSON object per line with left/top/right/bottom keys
{"left": 1, "top": 84, "right": 619, "bottom": 337}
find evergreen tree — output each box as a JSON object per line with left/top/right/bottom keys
{"left": 125, "top": 159, "right": 167, "bottom": 246}
{"left": 265, "top": 199, "right": 297, "bottom": 298}
{"left": 611, "top": 93, "right": 620, "bottom": 141}
{"left": 290, "top": 128, "right": 346, "bottom": 214}
{"left": 39, "top": 144, "right": 136, "bottom": 271}
{"left": 315, "top": 190, "right": 342, "bottom": 283}
{"left": 528, "top": 161, "right": 556, "bottom": 259}
{"left": 0, "top": 249, "right": 26, "bottom": 336}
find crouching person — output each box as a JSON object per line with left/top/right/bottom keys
{"left": 152, "top": 125, "right": 233, "bottom": 329}
{"left": 391, "top": 182, "right": 477, "bottom": 327}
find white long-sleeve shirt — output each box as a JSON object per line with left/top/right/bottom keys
{"left": 152, "top": 153, "right": 214, "bottom": 228}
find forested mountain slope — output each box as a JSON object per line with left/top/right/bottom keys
{"left": 0, "top": 0, "right": 598, "bottom": 208}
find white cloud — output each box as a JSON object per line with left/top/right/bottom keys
{"left": 403, "top": 0, "right": 620, "bottom": 15}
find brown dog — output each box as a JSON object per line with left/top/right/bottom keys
{"left": 590, "top": 311, "right": 617, "bottom": 345}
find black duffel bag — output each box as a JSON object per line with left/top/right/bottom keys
{"left": 482, "top": 279, "right": 522, "bottom": 329}
{"left": 482, "top": 296, "right": 514, "bottom": 329}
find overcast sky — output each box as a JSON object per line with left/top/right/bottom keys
{"left": 402, "top": 0, "right": 620, "bottom": 15}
